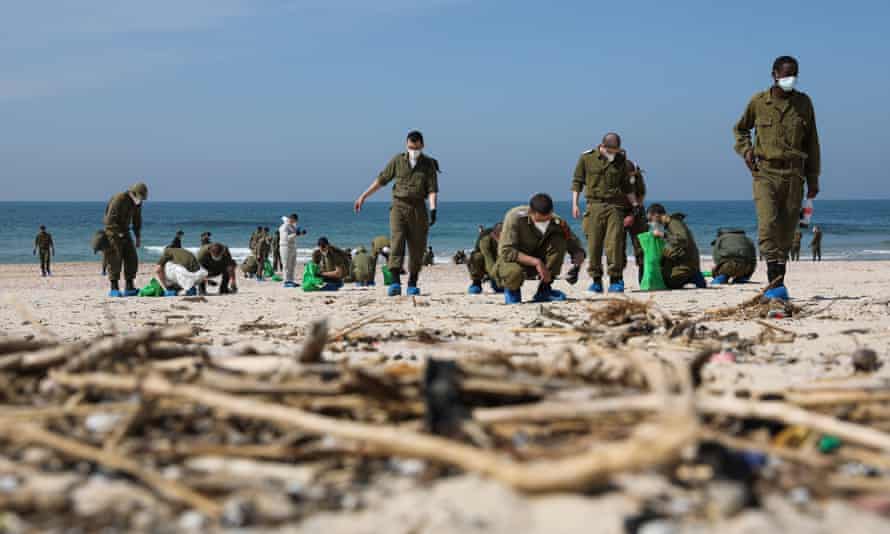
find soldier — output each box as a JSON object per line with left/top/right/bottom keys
{"left": 351, "top": 246, "right": 375, "bottom": 286}
{"left": 494, "top": 193, "right": 571, "bottom": 304}
{"left": 423, "top": 246, "right": 435, "bottom": 266}
{"left": 354, "top": 130, "right": 440, "bottom": 297}
{"left": 624, "top": 161, "right": 649, "bottom": 282}
{"left": 370, "top": 235, "right": 390, "bottom": 282}
{"left": 155, "top": 247, "right": 207, "bottom": 296}
{"left": 572, "top": 132, "right": 642, "bottom": 293}
{"left": 710, "top": 228, "right": 757, "bottom": 285}
{"left": 468, "top": 223, "right": 503, "bottom": 294}
{"left": 271, "top": 226, "right": 282, "bottom": 272}
{"left": 200, "top": 232, "right": 212, "bottom": 246}
{"left": 197, "top": 242, "right": 238, "bottom": 294}
{"left": 103, "top": 182, "right": 147, "bottom": 297}
{"left": 241, "top": 255, "right": 259, "bottom": 278}
{"left": 248, "top": 226, "right": 262, "bottom": 252}
{"left": 253, "top": 227, "right": 272, "bottom": 281}
{"left": 452, "top": 250, "right": 467, "bottom": 265}
{"left": 33, "top": 225, "right": 54, "bottom": 277}
{"left": 315, "top": 237, "right": 351, "bottom": 290}
{"left": 647, "top": 204, "right": 706, "bottom": 290}
{"left": 734, "top": 55, "right": 820, "bottom": 300}
{"left": 810, "top": 225, "right": 823, "bottom": 261}
{"left": 790, "top": 230, "right": 802, "bottom": 261}
{"left": 168, "top": 230, "right": 184, "bottom": 249}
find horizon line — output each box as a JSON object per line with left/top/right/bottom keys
{"left": 0, "top": 198, "right": 886, "bottom": 203}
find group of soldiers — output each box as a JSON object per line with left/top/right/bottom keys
{"left": 789, "top": 227, "right": 824, "bottom": 262}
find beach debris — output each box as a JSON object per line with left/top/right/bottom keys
{"left": 852, "top": 348, "right": 880, "bottom": 373}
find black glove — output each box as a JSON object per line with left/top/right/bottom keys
{"left": 429, "top": 209, "right": 437, "bottom": 226}
{"left": 632, "top": 204, "right": 644, "bottom": 219}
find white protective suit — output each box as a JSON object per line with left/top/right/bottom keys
{"left": 279, "top": 217, "right": 298, "bottom": 283}
{"left": 164, "top": 263, "right": 208, "bottom": 292}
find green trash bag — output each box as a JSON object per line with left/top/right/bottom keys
{"left": 382, "top": 265, "right": 393, "bottom": 286}
{"left": 301, "top": 262, "right": 326, "bottom": 292}
{"left": 271, "top": 274, "right": 283, "bottom": 282}
{"left": 137, "top": 278, "right": 164, "bottom": 297}
{"left": 638, "top": 232, "right": 667, "bottom": 291}
{"left": 263, "top": 260, "right": 274, "bottom": 278}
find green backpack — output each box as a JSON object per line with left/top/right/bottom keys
{"left": 712, "top": 228, "right": 756, "bottom": 266}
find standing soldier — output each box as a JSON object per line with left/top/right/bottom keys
{"left": 790, "top": 230, "right": 802, "bottom": 261}
{"left": 354, "top": 130, "right": 439, "bottom": 296}
{"left": 253, "top": 227, "right": 272, "bottom": 281}
{"left": 810, "top": 225, "right": 823, "bottom": 261}
{"left": 272, "top": 226, "right": 282, "bottom": 272}
{"left": 103, "top": 182, "right": 147, "bottom": 297}
{"left": 571, "top": 132, "right": 642, "bottom": 293}
{"left": 33, "top": 225, "right": 54, "bottom": 277}
{"left": 248, "top": 226, "right": 262, "bottom": 253}
{"left": 624, "top": 161, "right": 648, "bottom": 282}
{"left": 734, "top": 55, "right": 820, "bottom": 300}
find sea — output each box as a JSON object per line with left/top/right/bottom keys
{"left": 1, "top": 200, "right": 889, "bottom": 265}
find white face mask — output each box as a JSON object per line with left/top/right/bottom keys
{"left": 407, "top": 149, "right": 422, "bottom": 159}
{"left": 777, "top": 76, "right": 797, "bottom": 92}
{"left": 600, "top": 146, "right": 618, "bottom": 162}
{"left": 533, "top": 220, "right": 550, "bottom": 234}
{"left": 211, "top": 255, "right": 222, "bottom": 262}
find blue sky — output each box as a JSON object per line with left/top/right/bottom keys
{"left": 1, "top": 0, "right": 888, "bottom": 201}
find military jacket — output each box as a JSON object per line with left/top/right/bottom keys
{"left": 104, "top": 192, "right": 142, "bottom": 238}
{"left": 499, "top": 205, "right": 572, "bottom": 263}
{"left": 197, "top": 243, "right": 235, "bottom": 273}
{"left": 376, "top": 153, "right": 440, "bottom": 202}
{"left": 572, "top": 149, "right": 632, "bottom": 203}
{"left": 34, "top": 231, "right": 54, "bottom": 250}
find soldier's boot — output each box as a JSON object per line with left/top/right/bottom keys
{"left": 607, "top": 279, "right": 624, "bottom": 293}
{"left": 504, "top": 288, "right": 522, "bottom": 305}
{"left": 164, "top": 289, "right": 178, "bottom": 297}
{"left": 565, "top": 265, "right": 581, "bottom": 286}
{"left": 184, "top": 287, "right": 197, "bottom": 296}
{"left": 588, "top": 278, "right": 604, "bottom": 293}
{"left": 124, "top": 279, "right": 139, "bottom": 297}
{"left": 692, "top": 272, "right": 707, "bottom": 289}
{"left": 366, "top": 280, "right": 376, "bottom": 287}
{"left": 489, "top": 280, "right": 504, "bottom": 294}
{"left": 532, "top": 283, "right": 566, "bottom": 303}
{"left": 468, "top": 280, "right": 483, "bottom": 295}
{"left": 108, "top": 280, "right": 123, "bottom": 298}
{"left": 764, "top": 262, "right": 789, "bottom": 301}
{"left": 734, "top": 276, "right": 750, "bottom": 284}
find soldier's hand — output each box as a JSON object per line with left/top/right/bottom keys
{"left": 535, "top": 260, "right": 551, "bottom": 283}
{"left": 572, "top": 204, "right": 581, "bottom": 219}
{"left": 354, "top": 196, "right": 365, "bottom": 213}
{"left": 807, "top": 184, "right": 819, "bottom": 199}
{"left": 429, "top": 209, "right": 437, "bottom": 226}
{"left": 623, "top": 214, "right": 635, "bottom": 228}
{"left": 744, "top": 150, "right": 758, "bottom": 173}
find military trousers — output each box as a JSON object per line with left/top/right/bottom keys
{"left": 582, "top": 201, "right": 627, "bottom": 281}
{"left": 38, "top": 249, "right": 51, "bottom": 273}
{"left": 467, "top": 251, "right": 487, "bottom": 283}
{"left": 493, "top": 235, "right": 568, "bottom": 291}
{"left": 105, "top": 232, "right": 138, "bottom": 282}
{"left": 752, "top": 169, "right": 804, "bottom": 263}
{"left": 388, "top": 198, "right": 429, "bottom": 277}
{"left": 273, "top": 248, "right": 282, "bottom": 272}
{"left": 812, "top": 247, "right": 822, "bottom": 262}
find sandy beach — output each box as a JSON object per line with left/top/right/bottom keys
{"left": 2, "top": 259, "right": 889, "bottom": 532}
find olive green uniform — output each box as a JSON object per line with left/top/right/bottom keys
{"left": 352, "top": 247, "right": 375, "bottom": 283}
{"left": 241, "top": 255, "right": 259, "bottom": 276}
{"left": 157, "top": 247, "right": 201, "bottom": 272}
{"left": 624, "top": 170, "right": 648, "bottom": 277}
{"left": 453, "top": 250, "right": 467, "bottom": 265}
{"left": 810, "top": 230, "right": 823, "bottom": 261}
{"left": 468, "top": 233, "right": 499, "bottom": 284}
{"left": 422, "top": 248, "right": 434, "bottom": 266}
{"left": 370, "top": 235, "right": 390, "bottom": 274}
{"left": 272, "top": 231, "right": 281, "bottom": 271}
{"left": 734, "top": 89, "right": 820, "bottom": 263}
{"left": 711, "top": 229, "right": 757, "bottom": 280}
{"left": 319, "top": 246, "right": 351, "bottom": 282}
{"left": 253, "top": 231, "right": 271, "bottom": 274}
{"left": 34, "top": 230, "right": 54, "bottom": 274}
{"left": 661, "top": 214, "right": 702, "bottom": 289}
{"left": 572, "top": 150, "right": 632, "bottom": 282}
{"left": 197, "top": 244, "right": 236, "bottom": 277}
{"left": 494, "top": 206, "right": 569, "bottom": 291}
{"left": 790, "top": 230, "right": 802, "bottom": 261}
{"left": 103, "top": 192, "right": 142, "bottom": 283}
{"left": 375, "top": 153, "right": 439, "bottom": 278}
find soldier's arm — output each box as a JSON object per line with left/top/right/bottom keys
{"left": 132, "top": 206, "right": 142, "bottom": 241}
{"left": 499, "top": 215, "right": 521, "bottom": 263}
{"left": 427, "top": 161, "right": 439, "bottom": 210}
{"left": 49, "top": 234, "right": 54, "bottom": 254}
{"left": 566, "top": 231, "right": 585, "bottom": 261}
{"left": 663, "top": 222, "right": 689, "bottom": 259}
{"left": 104, "top": 195, "right": 124, "bottom": 228}
{"left": 571, "top": 156, "right": 586, "bottom": 217}
{"left": 804, "top": 98, "right": 821, "bottom": 196}
{"left": 733, "top": 98, "right": 756, "bottom": 157}
{"left": 480, "top": 237, "right": 498, "bottom": 273}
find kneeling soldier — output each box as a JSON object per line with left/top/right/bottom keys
{"left": 197, "top": 242, "right": 238, "bottom": 295}
{"left": 647, "top": 204, "right": 706, "bottom": 290}
{"left": 711, "top": 228, "right": 756, "bottom": 285}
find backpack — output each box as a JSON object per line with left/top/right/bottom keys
{"left": 712, "top": 228, "right": 756, "bottom": 266}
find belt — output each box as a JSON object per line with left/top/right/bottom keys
{"left": 393, "top": 196, "right": 425, "bottom": 205}
{"left": 760, "top": 158, "right": 803, "bottom": 170}
{"left": 587, "top": 196, "right": 624, "bottom": 204}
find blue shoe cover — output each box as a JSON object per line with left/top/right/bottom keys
{"left": 355, "top": 282, "right": 365, "bottom": 288}
{"left": 504, "top": 289, "right": 522, "bottom": 304}
{"left": 548, "top": 289, "right": 567, "bottom": 301}
{"left": 764, "top": 285, "right": 790, "bottom": 301}
{"left": 489, "top": 280, "right": 504, "bottom": 294}
{"left": 712, "top": 274, "right": 729, "bottom": 286}
{"left": 164, "top": 289, "right": 178, "bottom": 297}
{"left": 588, "top": 282, "right": 603, "bottom": 293}
{"left": 734, "top": 276, "right": 750, "bottom": 284}
{"left": 468, "top": 284, "right": 483, "bottom": 295}
{"left": 256, "top": 276, "right": 264, "bottom": 282}
{"left": 387, "top": 284, "right": 402, "bottom": 297}
{"left": 366, "top": 281, "right": 376, "bottom": 287}
{"left": 123, "top": 289, "right": 139, "bottom": 297}
{"left": 692, "top": 271, "right": 707, "bottom": 289}
{"left": 184, "top": 287, "right": 197, "bottom": 296}
{"left": 608, "top": 281, "right": 625, "bottom": 293}
{"left": 407, "top": 286, "right": 421, "bottom": 296}
{"left": 108, "top": 289, "right": 123, "bottom": 297}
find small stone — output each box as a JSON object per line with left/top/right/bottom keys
{"left": 852, "top": 348, "right": 879, "bottom": 372}
{"left": 638, "top": 519, "right": 680, "bottom": 534}
{"left": 706, "top": 480, "right": 749, "bottom": 519}
{"left": 84, "top": 413, "right": 122, "bottom": 434}
{"left": 178, "top": 511, "right": 206, "bottom": 531}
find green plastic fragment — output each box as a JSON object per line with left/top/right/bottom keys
{"left": 818, "top": 435, "right": 841, "bottom": 454}
{"left": 638, "top": 232, "right": 667, "bottom": 291}
{"left": 263, "top": 260, "right": 274, "bottom": 278}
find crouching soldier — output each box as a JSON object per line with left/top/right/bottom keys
{"left": 647, "top": 204, "right": 706, "bottom": 290}
{"left": 197, "top": 242, "right": 238, "bottom": 295}
{"left": 241, "top": 255, "right": 259, "bottom": 278}
{"left": 352, "top": 246, "right": 376, "bottom": 286}
{"left": 155, "top": 247, "right": 208, "bottom": 296}
{"left": 494, "top": 193, "right": 571, "bottom": 304}
{"left": 711, "top": 228, "right": 756, "bottom": 285}
{"left": 316, "top": 237, "right": 351, "bottom": 291}
{"left": 468, "top": 223, "right": 503, "bottom": 294}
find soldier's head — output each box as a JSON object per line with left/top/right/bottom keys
{"left": 772, "top": 56, "right": 799, "bottom": 92}
{"left": 129, "top": 182, "right": 148, "bottom": 205}
{"left": 39, "top": 225, "right": 46, "bottom": 231}
{"left": 208, "top": 243, "right": 225, "bottom": 262}
{"left": 406, "top": 130, "right": 424, "bottom": 154}
{"left": 528, "top": 193, "right": 555, "bottom": 222}
{"left": 647, "top": 203, "right": 667, "bottom": 223}
{"left": 176, "top": 230, "right": 184, "bottom": 237}
{"left": 491, "top": 222, "right": 503, "bottom": 241}
{"left": 264, "top": 227, "right": 270, "bottom": 233}
{"left": 256, "top": 226, "right": 262, "bottom": 232}
{"left": 288, "top": 213, "right": 299, "bottom": 225}
{"left": 317, "top": 237, "right": 330, "bottom": 253}
{"left": 600, "top": 133, "right": 625, "bottom": 162}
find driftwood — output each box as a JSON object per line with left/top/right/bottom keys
{"left": 474, "top": 395, "right": 662, "bottom": 424}
{"left": 65, "top": 325, "right": 195, "bottom": 372}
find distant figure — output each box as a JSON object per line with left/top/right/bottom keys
{"left": 200, "top": 232, "right": 212, "bottom": 246}
{"left": 790, "top": 230, "right": 802, "bottom": 261}
{"left": 733, "top": 55, "right": 820, "bottom": 301}
{"left": 33, "top": 225, "right": 55, "bottom": 277}
{"left": 197, "top": 242, "right": 238, "bottom": 294}
{"left": 241, "top": 255, "right": 259, "bottom": 278}
{"left": 647, "top": 204, "right": 706, "bottom": 290}
{"left": 711, "top": 228, "right": 756, "bottom": 285}
{"left": 810, "top": 226, "right": 823, "bottom": 262}
{"left": 468, "top": 224, "right": 502, "bottom": 294}
{"left": 103, "top": 182, "right": 148, "bottom": 297}
{"left": 351, "top": 246, "right": 375, "bottom": 286}
{"left": 168, "top": 230, "right": 184, "bottom": 249}
{"left": 248, "top": 226, "right": 262, "bottom": 251}
{"left": 452, "top": 250, "right": 467, "bottom": 265}
{"left": 271, "top": 227, "right": 282, "bottom": 272}
{"left": 279, "top": 213, "right": 307, "bottom": 288}
{"left": 423, "top": 246, "right": 435, "bottom": 266}
{"left": 254, "top": 227, "right": 272, "bottom": 281}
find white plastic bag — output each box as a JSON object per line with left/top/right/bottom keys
{"left": 164, "top": 263, "right": 208, "bottom": 291}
